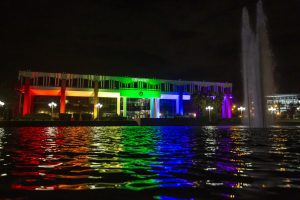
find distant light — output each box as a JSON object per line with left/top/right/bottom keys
{"left": 205, "top": 106, "right": 213, "bottom": 111}
{"left": 0, "top": 101, "right": 4, "bottom": 106}
{"left": 95, "top": 103, "right": 103, "bottom": 108}
{"left": 268, "top": 107, "right": 276, "bottom": 112}
{"left": 48, "top": 102, "right": 57, "bottom": 108}
{"left": 193, "top": 113, "right": 196, "bottom": 117}
{"left": 237, "top": 106, "right": 246, "bottom": 111}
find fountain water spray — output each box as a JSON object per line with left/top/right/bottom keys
{"left": 242, "top": 0, "right": 276, "bottom": 127}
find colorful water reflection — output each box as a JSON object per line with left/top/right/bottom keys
{"left": 0, "top": 126, "right": 299, "bottom": 199}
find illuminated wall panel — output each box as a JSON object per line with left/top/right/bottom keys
{"left": 120, "top": 89, "right": 161, "bottom": 98}
{"left": 65, "top": 90, "right": 93, "bottom": 97}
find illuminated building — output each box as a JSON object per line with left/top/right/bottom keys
{"left": 266, "top": 94, "right": 300, "bottom": 112}
{"left": 17, "top": 71, "right": 232, "bottom": 119}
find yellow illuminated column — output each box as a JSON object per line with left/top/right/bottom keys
{"left": 123, "top": 97, "right": 127, "bottom": 117}
{"left": 117, "top": 97, "right": 120, "bottom": 116}
{"left": 93, "top": 81, "right": 99, "bottom": 119}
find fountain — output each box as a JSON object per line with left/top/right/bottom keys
{"left": 242, "top": 0, "right": 276, "bottom": 127}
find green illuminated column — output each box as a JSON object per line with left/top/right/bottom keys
{"left": 123, "top": 97, "right": 127, "bottom": 117}
{"left": 117, "top": 97, "right": 120, "bottom": 116}
{"left": 93, "top": 81, "right": 99, "bottom": 119}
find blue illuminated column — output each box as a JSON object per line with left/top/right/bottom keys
{"left": 155, "top": 98, "right": 160, "bottom": 118}
{"left": 176, "top": 86, "right": 184, "bottom": 115}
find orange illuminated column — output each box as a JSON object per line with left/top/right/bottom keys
{"left": 60, "top": 79, "right": 66, "bottom": 113}
{"left": 22, "top": 78, "right": 31, "bottom": 116}
{"left": 93, "top": 81, "right": 99, "bottom": 119}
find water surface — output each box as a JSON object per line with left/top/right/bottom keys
{"left": 0, "top": 126, "right": 299, "bottom": 199}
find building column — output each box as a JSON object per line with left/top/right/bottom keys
{"left": 226, "top": 94, "right": 232, "bottom": 119}
{"left": 93, "top": 81, "right": 99, "bottom": 119}
{"left": 150, "top": 98, "right": 155, "bottom": 118}
{"left": 175, "top": 86, "right": 184, "bottom": 116}
{"left": 222, "top": 97, "right": 226, "bottom": 119}
{"left": 222, "top": 94, "right": 232, "bottom": 119}
{"left": 117, "top": 97, "right": 120, "bottom": 116}
{"left": 60, "top": 79, "right": 66, "bottom": 113}
{"left": 155, "top": 98, "right": 160, "bottom": 118}
{"left": 178, "top": 86, "right": 183, "bottom": 115}
{"left": 122, "top": 97, "right": 127, "bottom": 117}
{"left": 16, "top": 92, "right": 22, "bottom": 117}
{"left": 22, "top": 78, "right": 31, "bottom": 116}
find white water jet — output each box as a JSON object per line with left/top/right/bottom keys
{"left": 242, "top": 0, "right": 276, "bottom": 128}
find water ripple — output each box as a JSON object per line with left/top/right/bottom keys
{"left": 0, "top": 126, "right": 299, "bottom": 199}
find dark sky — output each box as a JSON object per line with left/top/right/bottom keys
{"left": 1, "top": 0, "right": 300, "bottom": 100}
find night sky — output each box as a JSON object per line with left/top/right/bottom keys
{"left": 1, "top": 0, "right": 300, "bottom": 100}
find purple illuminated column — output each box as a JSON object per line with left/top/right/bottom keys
{"left": 222, "top": 94, "right": 232, "bottom": 119}
{"left": 222, "top": 96, "right": 226, "bottom": 119}
{"left": 226, "top": 94, "right": 232, "bottom": 118}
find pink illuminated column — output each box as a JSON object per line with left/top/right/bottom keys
{"left": 60, "top": 79, "right": 66, "bottom": 113}
{"left": 222, "top": 94, "right": 232, "bottom": 119}
{"left": 22, "top": 78, "right": 31, "bottom": 116}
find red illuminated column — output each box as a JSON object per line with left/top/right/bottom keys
{"left": 22, "top": 78, "right": 31, "bottom": 116}
{"left": 60, "top": 79, "right": 66, "bottom": 113}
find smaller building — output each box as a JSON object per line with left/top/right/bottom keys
{"left": 266, "top": 94, "right": 300, "bottom": 118}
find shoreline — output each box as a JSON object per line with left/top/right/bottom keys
{"left": 0, "top": 119, "right": 299, "bottom": 127}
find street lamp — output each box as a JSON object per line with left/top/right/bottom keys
{"left": 237, "top": 106, "right": 246, "bottom": 117}
{"left": 95, "top": 103, "right": 103, "bottom": 120}
{"left": 48, "top": 102, "right": 57, "bottom": 118}
{"left": 268, "top": 106, "right": 276, "bottom": 114}
{"left": 205, "top": 106, "right": 213, "bottom": 122}
{"left": 268, "top": 106, "right": 276, "bottom": 120}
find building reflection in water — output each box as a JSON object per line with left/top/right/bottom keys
{"left": 118, "top": 126, "right": 194, "bottom": 192}
{"left": 268, "top": 129, "right": 299, "bottom": 189}
{"left": 88, "top": 127, "right": 123, "bottom": 189}
{"left": 204, "top": 127, "right": 253, "bottom": 199}
{"left": 9, "top": 127, "right": 62, "bottom": 190}
{"left": 1, "top": 126, "right": 299, "bottom": 199}
{"left": 8, "top": 127, "right": 93, "bottom": 190}
{"left": 150, "top": 127, "right": 194, "bottom": 188}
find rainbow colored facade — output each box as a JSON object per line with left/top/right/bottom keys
{"left": 18, "top": 71, "right": 232, "bottom": 119}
